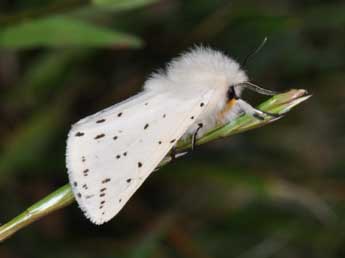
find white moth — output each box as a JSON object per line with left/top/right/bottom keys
{"left": 66, "top": 47, "right": 278, "bottom": 224}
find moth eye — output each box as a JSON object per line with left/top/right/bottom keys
{"left": 227, "top": 86, "right": 237, "bottom": 100}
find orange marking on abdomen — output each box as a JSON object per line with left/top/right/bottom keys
{"left": 218, "top": 99, "right": 237, "bottom": 120}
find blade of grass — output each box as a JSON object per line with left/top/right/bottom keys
{"left": 0, "top": 89, "right": 310, "bottom": 242}
{"left": 0, "top": 185, "right": 74, "bottom": 242}
{"left": 0, "top": 16, "right": 142, "bottom": 49}
{"left": 92, "top": 0, "right": 158, "bottom": 10}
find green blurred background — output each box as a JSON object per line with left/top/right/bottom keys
{"left": 0, "top": 0, "right": 344, "bottom": 257}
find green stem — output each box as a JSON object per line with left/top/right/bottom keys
{"left": 0, "top": 185, "right": 74, "bottom": 242}
{"left": 0, "top": 89, "right": 310, "bottom": 242}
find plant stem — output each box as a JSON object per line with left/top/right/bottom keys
{"left": 0, "top": 89, "right": 310, "bottom": 242}
{"left": 0, "top": 184, "right": 74, "bottom": 242}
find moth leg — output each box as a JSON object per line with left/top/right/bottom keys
{"left": 170, "top": 146, "right": 177, "bottom": 161}
{"left": 191, "top": 123, "right": 204, "bottom": 151}
{"left": 252, "top": 110, "right": 282, "bottom": 120}
{"left": 237, "top": 99, "right": 283, "bottom": 120}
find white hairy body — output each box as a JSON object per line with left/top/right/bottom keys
{"left": 66, "top": 47, "right": 257, "bottom": 224}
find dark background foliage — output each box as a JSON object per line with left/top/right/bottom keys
{"left": 0, "top": 0, "right": 344, "bottom": 257}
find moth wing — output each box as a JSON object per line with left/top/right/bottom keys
{"left": 66, "top": 89, "right": 214, "bottom": 224}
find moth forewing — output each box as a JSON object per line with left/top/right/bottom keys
{"left": 66, "top": 88, "right": 215, "bottom": 224}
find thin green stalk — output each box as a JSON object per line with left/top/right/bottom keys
{"left": 0, "top": 89, "right": 310, "bottom": 242}
{"left": 0, "top": 185, "right": 74, "bottom": 242}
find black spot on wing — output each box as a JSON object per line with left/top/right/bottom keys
{"left": 190, "top": 116, "right": 194, "bottom": 120}
{"left": 163, "top": 114, "right": 166, "bottom": 118}
{"left": 126, "top": 178, "right": 132, "bottom": 183}
{"left": 158, "top": 141, "right": 162, "bottom": 145}
{"left": 113, "top": 136, "right": 118, "bottom": 140}
{"left": 85, "top": 195, "right": 94, "bottom": 199}
{"left": 200, "top": 102, "right": 205, "bottom": 107}
{"left": 95, "top": 134, "right": 105, "bottom": 139}
{"left": 100, "top": 193, "right": 106, "bottom": 197}
{"left": 77, "top": 193, "right": 82, "bottom": 198}
{"left": 138, "top": 162, "right": 142, "bottom": 168}
{"left": 73, "top": 181, "right": 78, "bottom": 187}
{"left": 123, "top": 152, "right": 127, "bottom": 156}
{"left": 75, "top": 132, "right": 84, "bottom": 137}
{"left": 82, "top": 156, "right": 86, "bottom": 162}
{"left": 170, "top": 139, "right": 176, "bottom": 143}
{"left": 144, "top": 123, "right": 149, "bottom": 129}
{"left": 96, "top": 119, "right": 106, "bottom": 123}
{"left": 83, "top": 169, "right": 89, "bottom": 176}
{"left": 102, "top": 178, "right": 111, "bottom": 184}
{"left": 116, "top": 154, "right": 121, "bottom": 159}
{"left": 117, "top": 112, "right": 123, "bottom": 117}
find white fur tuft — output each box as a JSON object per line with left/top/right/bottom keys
{"left": 145, "top": 46, "right": 247, "bottom": 92}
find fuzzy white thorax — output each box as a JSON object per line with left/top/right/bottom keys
{"left": 144, "top": 46, "right": 248, "bottom": 138}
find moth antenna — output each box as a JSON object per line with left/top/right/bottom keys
{"left": 242, "top": 37, "right": 268, "bottom": 67}
{"left": 238, "top": 81, "right": 278, "bottom": 96}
